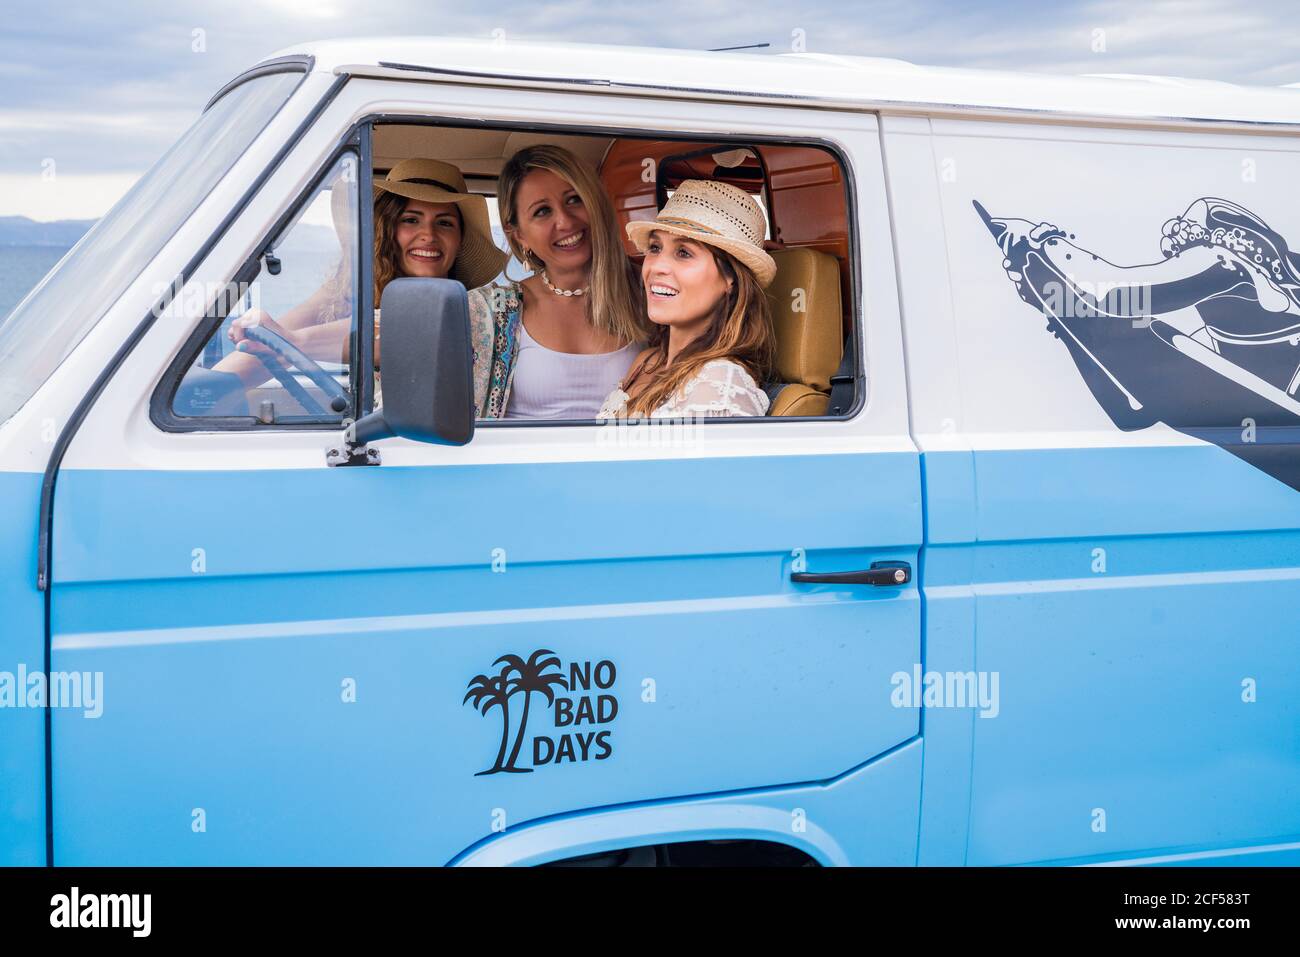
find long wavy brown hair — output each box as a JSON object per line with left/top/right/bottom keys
{"left": 623, "top": 246, "right": 775, "bottom": 416}
{"left": 371, "top": 190, "right": 466, "bottom": 305}
{"left": 318, "top": 190, "right": 465, "bottom": 325}
{"left": 497, "top": 145, "right": 646, "bottom": 346}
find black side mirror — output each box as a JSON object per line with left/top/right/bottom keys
{"left": 350, "top": 278, "right": 475, "bottom": 447}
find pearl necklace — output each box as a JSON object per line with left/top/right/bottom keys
{"left": 541, "top": 270, "right": 588, "bottom": 297}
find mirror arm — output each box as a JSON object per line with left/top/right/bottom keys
{"left": 325, "top": 412, "right": 388, "bottom": 467}
{"left": 349, "top": 410, "right": 392, "bottom": 446}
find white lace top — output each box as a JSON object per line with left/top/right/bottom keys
{"left": 597, "top": 358, "right": 769, "bottom": 419}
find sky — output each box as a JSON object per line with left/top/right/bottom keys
{"left": 1, "top": 0, "right": 1298, "bottom": 220}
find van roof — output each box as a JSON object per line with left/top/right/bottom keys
{"left": 267, "top": 36, "right": 1300, "bottom": 132}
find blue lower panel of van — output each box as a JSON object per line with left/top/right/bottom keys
{"left": 920, "top": 442, "right": 1300, "bottom": 866}
{"left": 455, "top": 738, "right": 923, "bottom": 866}
{"left": 0, "top": 473, "right": 48, "bottom": 866}
{"left": 48, "top": 452, "right": 923, "bottom": 865}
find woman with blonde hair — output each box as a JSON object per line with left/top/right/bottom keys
{"left": 470, "top": 145, "right": 646, "bottom": 419}
{"left": 598, "top": 179, "right": 776, "bottom": 419}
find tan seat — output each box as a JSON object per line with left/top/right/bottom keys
{"left": 764, "top": 247, "right": 844, "bottom": 416}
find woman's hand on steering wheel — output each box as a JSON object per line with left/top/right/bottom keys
{"left": 230, "top": 310, "right": 296, "bottom": 357}
{"left": 228, "top": 309, "right": 352, "bottom": 415}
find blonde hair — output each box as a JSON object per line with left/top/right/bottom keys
{"left": 497, "top": 145, "right": 646, "bottom": 345}
{"left": 624, "top": 246, "right": 775, "bottom": 417}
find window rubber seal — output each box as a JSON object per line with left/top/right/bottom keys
{"left": 204, "top": 54, "right": 315, "bottom": 113}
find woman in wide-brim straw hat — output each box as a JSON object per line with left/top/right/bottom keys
{"left": 224, "top": 158, "right": 507, "bottom": 393}
{"left": 597, "top": 179, "right": 777, "bottom": 419}
{"left": 370, "top": 158, "right": 508, "bottom": 294}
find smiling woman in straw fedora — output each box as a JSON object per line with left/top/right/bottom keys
{"left": 597, "top": 179, "right": 777, "bottom": 419}
{"left": 224, "top": 158, "right": 507, "bottom": 398}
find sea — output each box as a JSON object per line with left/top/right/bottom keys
{"left": 0, "top": 245, "right": 70, "bottom": 322}
{"left": 1, "top": 226, "right": 521, "bottom": 327}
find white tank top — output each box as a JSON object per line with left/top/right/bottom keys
{"left": 504, "top": 321, "right": 640, "bottom": 419}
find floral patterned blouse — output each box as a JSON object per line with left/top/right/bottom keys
{"left": 596, "top": 358, "right": 769, "bottom": 419}
{"left": 467, "top": 281, "right": 523, "bottom": 419}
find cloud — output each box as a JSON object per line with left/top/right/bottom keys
{"left": 1, "top": 0, "right": 1297, "bottom": 217}
{"left": 0, "top": 172, "right": 141, "bottom": 220}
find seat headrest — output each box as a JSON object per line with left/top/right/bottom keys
{"left": 765, "top": 247, "right": 843, "bottom": 392}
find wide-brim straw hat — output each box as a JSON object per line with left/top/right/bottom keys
{"left": 374, "top": 158, "right": 508, "bottom": 290}
{"left": 625, "top": 179, "right": 777, "bottom": 287}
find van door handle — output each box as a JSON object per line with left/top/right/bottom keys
{"left": 791, "top": 560, "right": 911, "bottom": 586}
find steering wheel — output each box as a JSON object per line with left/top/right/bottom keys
{"left": 240, "top": 324, "right": 352, "bottom": 416}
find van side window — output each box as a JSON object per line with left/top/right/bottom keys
{"left": 603, "top": 138, "right": 855, "bottom": 420}
{"left": 368, "top": 122, "right": 857, "bottom": 423}
{"left": 168, "top": 153, "right": 360, "bottom": 427}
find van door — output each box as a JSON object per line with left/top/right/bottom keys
{"left": 892, "top": 114, "right": 1300, "bottom": 866}
{"left": 48, "top": 92, "right": 922, "bottom": 864}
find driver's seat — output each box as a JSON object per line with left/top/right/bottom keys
{"left": 763, "top": 247, "right": 844, "bottom": 416}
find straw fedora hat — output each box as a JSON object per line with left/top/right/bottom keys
{"left": 374, "top": 158, "right": 508, "bottom": 290}
{"left": 625, "top": 179, "right": 777, "bottom": 287}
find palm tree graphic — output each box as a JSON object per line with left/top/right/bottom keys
{"left": 462, "top": 666, "right": 516, "bottom": 776}
{"left": 464, "top": 650, "right": 570, "bottom": 775}
{"left": 493, "top": 649, "right": 569, "bottom": 774}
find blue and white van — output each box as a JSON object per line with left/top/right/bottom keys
{"left": 1, "top": 38, "right": 1297, "bottom": 867}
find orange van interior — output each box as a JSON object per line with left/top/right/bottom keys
{"left": 601, "top": 139, "right": 851, "bottom": 415}
{"left": 600, "top": 139, "right": 851, "bottom": 319}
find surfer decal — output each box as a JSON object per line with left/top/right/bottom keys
{"left": 976, "top": 197, "right": 1300, "bottom": 492}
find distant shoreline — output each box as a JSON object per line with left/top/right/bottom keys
{"left": 0, "top": 216, "right": 95, "bottom": 248}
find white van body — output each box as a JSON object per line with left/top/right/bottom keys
{"left": 0, "top": 39, "right": 1296, "bottom": 867}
